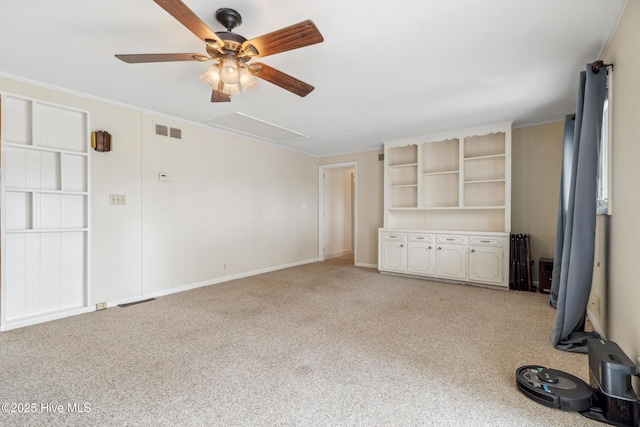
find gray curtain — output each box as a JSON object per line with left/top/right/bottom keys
{"left": 549, "top": 63, "right": 606, "bottom": 353}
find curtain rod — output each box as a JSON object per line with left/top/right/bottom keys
{"left": 569, "top": 61, "right": 612, "bottom": 120}
{"left": 591, "top": 60, "right": 613, "bottom": 74}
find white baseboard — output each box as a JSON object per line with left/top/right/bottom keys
{"left": 587, "top": 307, "right": 606, "bottom": 338}
{"left": 142, "top": 257, "right": 321, "bottom": 300}
{"left": 324, "top": 250, "right": 353, "bottom": 260}
{"left": 355, "top": 262, "right": 377, "bottom": 269}
{"left": 1, "top": 306, "right": 95, "bottom": 331}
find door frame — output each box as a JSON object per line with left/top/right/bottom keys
{"left": 318, "top": 162, "right": 358, "bottom": 263}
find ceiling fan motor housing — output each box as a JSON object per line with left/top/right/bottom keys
{"left": 216, "top": 8, "right": 242, "bottom": 31}
{"left": 207, "top": 31, "right": 247, "bottom": 55}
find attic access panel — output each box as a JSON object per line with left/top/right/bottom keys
{"left": 205, "top": 112, "right": 307, "bottom": 143}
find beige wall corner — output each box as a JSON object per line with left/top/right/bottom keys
{"left": 511, "top": 122, "right": 564, "bottom": 282}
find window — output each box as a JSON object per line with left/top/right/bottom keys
{"left": 597, "top": 70, "right": 612, "bottom": 215}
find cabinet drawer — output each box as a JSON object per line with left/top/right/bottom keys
{"left": 437, "top": 235, "right": 468, "bottom": 245}
{"left": 381, "top": 232, "right": 406, "bottom": 241}
{"left": 408, "top": 233, "right": 435, "bottom": 243}
{"left": 469, "top": 236, "right": 503, "bottom": 247}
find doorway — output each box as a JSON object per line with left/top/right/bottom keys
{"left": 319, "top": 163, "right": 357, "bottom": 265}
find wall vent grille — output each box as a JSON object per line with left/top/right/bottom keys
{"left": 169, "top": 127, "right": 182, "bottom": 139}
{"left": 155, "top": 124, "right": 169, "bottom": 137}
{"left": 154, "top": 123, "right": 182, "bottom": 140}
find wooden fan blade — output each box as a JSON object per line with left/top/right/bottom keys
{"left": 211, "top": 90, "right": 231, "bottom": 102}
{"left": 243, "top": 20, "right": 323, "bottom": 58}
{"left": 153, "top": 0, "right": 223, "bottom": 45}
{"left": 249, "top": 62, "right": 314, "bottom": 97}
{"left": 115, "top": 53, "right": 202, "bottom": 63}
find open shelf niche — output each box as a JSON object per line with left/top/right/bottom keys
{"left": 386, "top": 144, "right": 418, "bottom": 208}
{"left": 382, "top": 122, "right": 511, "bottom": 232}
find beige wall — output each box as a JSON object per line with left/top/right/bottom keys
{"left": 320, "top": 150, "right": 384, "bottom": 267}
{"left": 602, "top": 0, "right": 640, "bottom": 376}
{"left": 0, "top": 76, "right": 320, "bottom": 308}
{"left": 140, "top": 113, "right": 319, "bottom": 295}
{"left": 511, "top": 122, "right": 564, "bottom": 282}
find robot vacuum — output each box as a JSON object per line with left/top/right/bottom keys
{"left": 516, "top": 365, "right": 594, "bottom": 412}
{"left": 517, "top": 339, "right": 639, "bottom": 427}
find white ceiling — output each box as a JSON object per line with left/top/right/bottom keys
{"left": 0, "top": 0, "right": 627, "bottom": 156}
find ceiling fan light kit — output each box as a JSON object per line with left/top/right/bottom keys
{"left": 220, "top": 58, "right": 240, "bottom": 84}
{"left": 239, "top": 68, "right": 258, "bottom": 92}
{"left": 200, "top": 64, "right": 221, "bottom": 88}
{"left": 115, "top": 0, "right": 324, "bottom": 102}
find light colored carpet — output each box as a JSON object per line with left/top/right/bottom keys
{"left": 0, "top": 255, "right": 601, "bottom": 426}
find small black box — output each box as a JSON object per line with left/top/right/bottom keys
{"left": 538, "top": 258, "right": 553, "bottom": 293}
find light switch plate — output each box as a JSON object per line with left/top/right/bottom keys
{"left": 109, "top": 194, "right": 126, "bottom": 205}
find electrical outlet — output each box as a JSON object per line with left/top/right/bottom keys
{"left": 96, "top": 302, "right": 107, "bottom": 310}
{"left": 223, "top": 262, "right": 228, "bottom": 270}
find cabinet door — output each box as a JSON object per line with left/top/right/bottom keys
{"left": 380, "top": 241, "right": 406, "bottom": 272}
{"left": 407, "top": 242, "right": 435, "bottom": 275}
{"left": 468, "top": 246, "right": 504, "bottom": 285}
{"left": 436, "top": 245, "right": 467, "bottom": 280}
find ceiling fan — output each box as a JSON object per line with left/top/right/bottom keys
{"left": 115, "top": 0, "right": 324, "bottom": 102}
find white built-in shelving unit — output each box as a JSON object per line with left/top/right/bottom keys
{"left": 379, "top": 122, "right": 512, "bottom": 288}
{"left": 1, "top": 94, "right": 90, "bottom": 329}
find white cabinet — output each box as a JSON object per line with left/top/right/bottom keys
{"left": 378, "top": 229, "right": 509, "bottom": 288}
{"left": 380, "top": 122, "right": 511, "bottom": 289}
{"left": 407, "top": 233, "right": 436, "bottom": 275}
{"left": 468, "top": 237, "right": 504, "bottom": 285}
{"left": 379, "top": 233, "right": 406, "bottom": 272}
{"left": 436, "top": 246, "right": 467, "bottom": 280}
{"left": 434, "top": 234, "right": 467, "bottom": 280}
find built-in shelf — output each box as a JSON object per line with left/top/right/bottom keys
{"left": 388, "top": 206, "right": 505, "bottom": 211}
{"left": 388, "top": 145, "right": 418, "bottom": 166}
{"left": 380, "top": 123, "right": 512, "bottom": 289}
{"left": 6, "top": 142, "right": 89, "bottom": 156}
{"left": 383, "top": 122, "right": 511, "bottom": 232}
{"left": 422, "top": 170, "right": 459, "bottom": 176}
{"left": 389, "top": 163, "right": 418, "bottom": 168}
{"left": 464, "top": 179, "right": 506, "bottom": 184}
{"left": 464, "top": 153, "right": 505, "bottom": 161}
{"left": 6, "top": 228, "right": 89, "bottom": 234}
{"left": 1, "top": 93, "right": 90, "bottom": 327}
{"left": 6, "top": 188, "right": 89, "bottom": 195}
